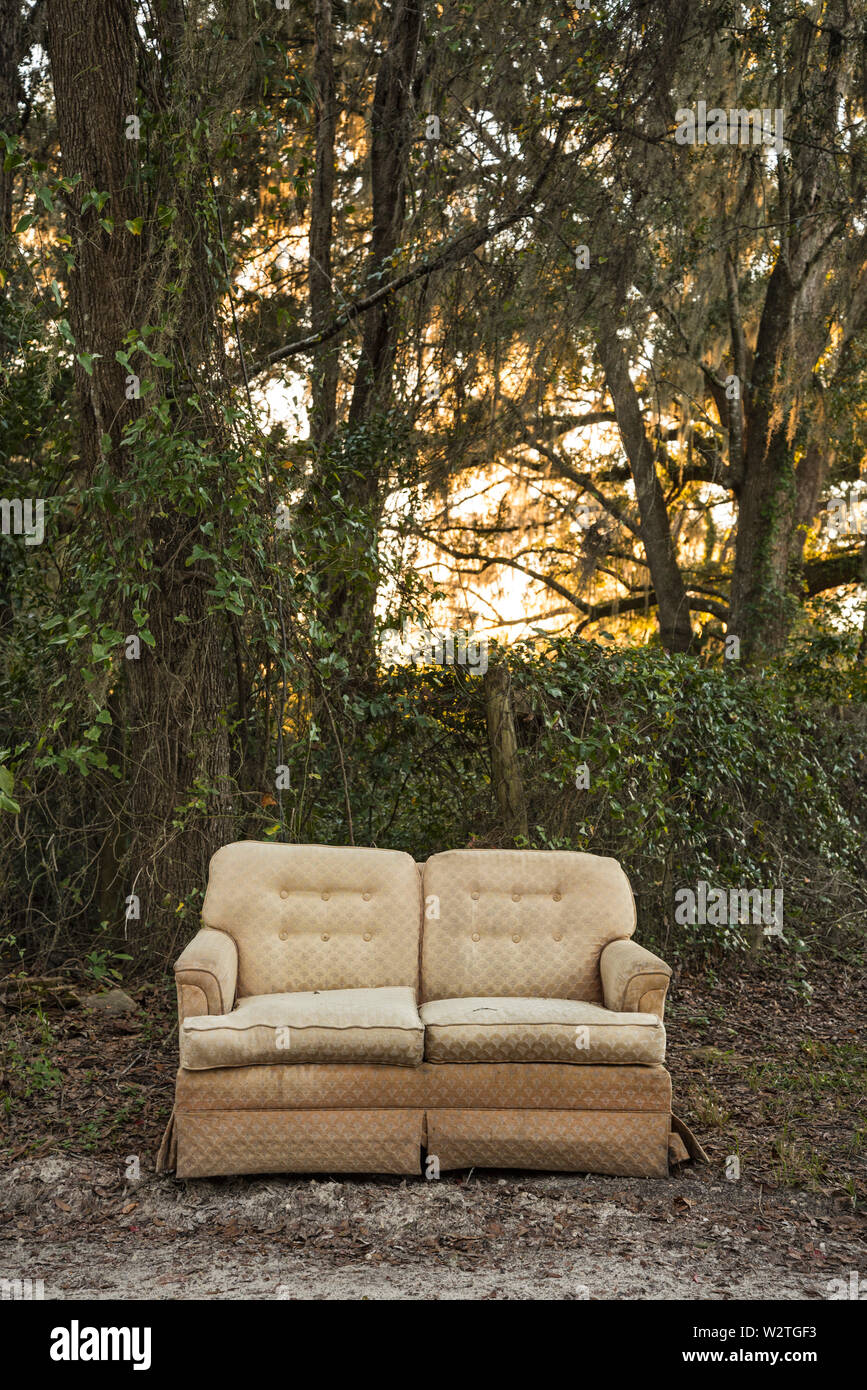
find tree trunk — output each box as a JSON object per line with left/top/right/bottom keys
{"left": 347, "top": 0, "right": 423, "bottom": 430}
{"left": 728, "top": 257, "right": 797, "bottom": 659}
{"left": 309, "top": 0, "right": 338, "bottom": 445}
{"left": 315, "top": 0, "right": 423, "bottom": 671}
{"left": 728, "top": 13, "right": 855, "bottom": 660}
{"left": 47, "top": 0, "right": 234, "bottom": 946}
{"left": 595, "top": 309, "right": 695, "bottom": 654}
{"left": 46, "top": 0, "right": 142, "bottom": 471}
{"left": 0, "top": 0, "right": 31, "bottom": 259}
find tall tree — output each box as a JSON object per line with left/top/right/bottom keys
{"left": 46, "top": 0, "right": 237, "bottom": 936}
{"left": 308, "top": 0, "right": 338, "bottom": 445}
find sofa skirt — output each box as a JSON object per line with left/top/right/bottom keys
{"left": 158, "top": 1103, "right": 679, "bottom": 1179}
{"left": 427, "top": 1108, "right": 671, "bottom": 1178}
{"left": 163, "top": 1107, "right": 425, "bottom": 1178}
{"left": 156, "top": 1062, "right": 705, "bottom": 1179}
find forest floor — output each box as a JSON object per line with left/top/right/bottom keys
{"left": 0, "top": 956, "right": 864, "bottom": 1300}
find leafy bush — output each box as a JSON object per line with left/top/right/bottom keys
{"left": 272, "top": 634, "right": 866, "bottom": 962}
{"left": 2, "top": 621, "right": 864, "bottom": 971}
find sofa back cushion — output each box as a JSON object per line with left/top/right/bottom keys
{"left": 420, "top": 848, "right": 635, "bottom": 1002}
{"left": 201, "top": 842, "right": 422, "bottom": 997}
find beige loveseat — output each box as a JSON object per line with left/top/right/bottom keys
{"left": 157, "top": 842, "right": 703, "bottom": 1179}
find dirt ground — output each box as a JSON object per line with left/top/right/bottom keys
{"left": 1, "top": 956, "right": 864, "bottom": 1300}
{"left": 0, "top": 1155, "right": 864, "bottom": 1300}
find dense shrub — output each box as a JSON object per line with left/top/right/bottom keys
{"left": 2, "top": 629, "right": 865, "bottom": 973}
{"left": 282, "top": 634, "right": 866, "bottom": 962}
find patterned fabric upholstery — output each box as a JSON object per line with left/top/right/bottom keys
{"left": 427, "top": 1108, "right": 670, "bottom": 1177}
{"left": 174, "top": 1108, "right": 425, "bottom": 1177}
{"left": 419, "top": 996, "right": 665, "bottom": 1064}
{"left": 174, "top": 1061, "right": 672, "bottom": 1112}
{"left": 200, "top": 842, "right": 421, "bottom": 997}
{"left": 421, "top": 848, "right": 635, "bottom": 1002}
{"left": 174, "top": 927, "right": 238, "bottom": 1018}
{"left": 157, "top": 841, "right": 686, "bottom": 1180}
{"left": 600, "top": 937, "right": 672, "bottom": 1016}
{"left": 180, "top": 986, "right": 424, "bottom": 1069}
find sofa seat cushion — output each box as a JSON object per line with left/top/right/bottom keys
{"left": 180, "top": 986, "right": 424, "bottom": 1070}
{"left": 420, "top": 997, "right": 665, "bottom": 1065}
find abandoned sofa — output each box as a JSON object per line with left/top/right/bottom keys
{"left": 157, "top": 842, "right": 704, "bottom": 1179}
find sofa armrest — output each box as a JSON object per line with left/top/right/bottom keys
{"left": 174, "top": 927, "right": 237, "bottom": 1022}
{"left": 600, "top": 938, "right": 672, "bottom": 1019}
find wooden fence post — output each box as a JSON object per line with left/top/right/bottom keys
{"left": 484, "top": 661, "right": 528, "bottom": 842}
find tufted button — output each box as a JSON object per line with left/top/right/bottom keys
{"left": 321, "top": 892, "right": 330, "bottom": 901}
{"left": 553, "top": 933, "right": 562, "bottom": 942}
{"left": 471, "top": 891, "right": 480, "bottom": 900}
{"left": 280, "top": 889, "right": 289, "bottom": 899}
{"left": 279, "top": 930, "right": 289, "bottom": 941}
{"left": 553, "top": 892, "right": 562, "bottom": 902}
{"left": 362, "top": 892, "right": 371, "bottom": 901}
{"left": 471, "top": 932, "right": 480, "bottom": 942}
{"left": 512, "top": 893, "right": 521, "bottom": 902}
{"left": 321, "top": 933, "right": 329, "bottom": 941}
{"left": 512, "top": 933, "right": 521, "bottom": 943}
{"left": 363, "top": 932, "right": 372, "bottom": 942}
